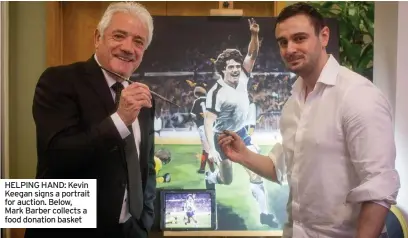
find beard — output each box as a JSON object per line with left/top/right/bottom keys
{"left": 284, "top": 54, "right": 305, "bottom": 71}
{"left": 285, "top": 54, "right": 319, "bottom": 76}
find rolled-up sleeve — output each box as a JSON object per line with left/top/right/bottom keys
{"left": 268, "top": 142, "right": 286, "bottom": 185}
{"left": 342, "top": 83, "right": 400, "bottom": 205}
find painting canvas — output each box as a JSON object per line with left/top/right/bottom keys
{"left": 134, "top": 16, "right": 340, "bottom": 231}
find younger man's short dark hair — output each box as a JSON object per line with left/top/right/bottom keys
{"left": 275, "top": 2, "right": 326, "bottom": 35}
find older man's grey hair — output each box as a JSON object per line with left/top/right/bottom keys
{"left": 97, "top": 2, "right": 154, "bottom": 49}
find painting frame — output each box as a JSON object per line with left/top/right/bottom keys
{"left": 141, "top": 15, "right": 339, "bottom": 236}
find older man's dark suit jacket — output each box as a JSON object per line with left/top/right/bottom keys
{"left": 24, "top": 56, "right": 156, "bottom": 238}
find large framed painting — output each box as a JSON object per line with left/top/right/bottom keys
{"left": 135, "top": 16, "right": 339, "bottom": 233}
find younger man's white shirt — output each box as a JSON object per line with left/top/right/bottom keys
{"left": 272, "top": 55, "right": 400, "bottom": 237}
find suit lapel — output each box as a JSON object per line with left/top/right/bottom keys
{"left": 83, "top": 55, "right": 116, "bottom": 115}
{"left": 139, "top": 100, "right": 156, "bottom": 189}
{"left": 83, "top": 56, "right": 153, "bottom": 179}
{"left": 83, "top": 55, "right": 126, "bottom": 169}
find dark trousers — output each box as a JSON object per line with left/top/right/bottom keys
{"left": 115, "top": 217, "right": 148, "bottom": 238}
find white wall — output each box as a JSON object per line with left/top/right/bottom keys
{"left": 373, "top": 1, "right": 408, "bottom": 218}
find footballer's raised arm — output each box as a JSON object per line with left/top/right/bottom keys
{"left": 243, "top": 18, "right": 260, "bottom": 73}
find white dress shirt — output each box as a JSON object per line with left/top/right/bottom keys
{"left": 272, "top": 55, "right": 400, "bottom": 237}
{"left": 95, "top": 55, "right": 141, "bottom": 224}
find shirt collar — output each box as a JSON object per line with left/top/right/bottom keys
{"left": 290, "top": 54, "right": 340, "bottom": 95}
{"left": 217, "top": 77, "right": 230, "bottom": 89}
{"left": 94, "top": 54, "right": 128, "bottom": 88}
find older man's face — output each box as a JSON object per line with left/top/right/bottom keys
{"left": 94, "top": 12, "right": 148, "bottom": 78}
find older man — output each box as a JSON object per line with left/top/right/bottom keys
{"left": 25, "top": 2, "right": 156, "bottom": 238}
{"left": 218, "top": 3, "right": 400, "bottom": 238}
